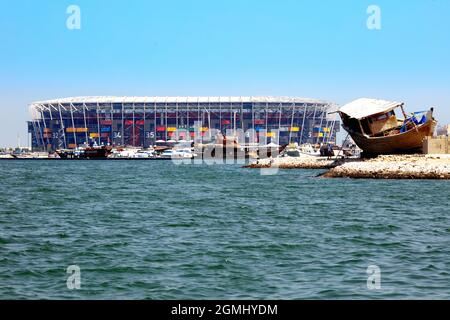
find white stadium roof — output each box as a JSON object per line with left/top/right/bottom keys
{"left": 31, "top": 96, "right": 330, "bottom": 105}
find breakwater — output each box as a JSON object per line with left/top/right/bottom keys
{"left": 322, "top": 155, "right": 450, "bottom": 179}
{"left": 244, "top": 156, "right": 343, "bottom": 169}
{"left": 247, "top": 154, "right": 450, "bottom": 179}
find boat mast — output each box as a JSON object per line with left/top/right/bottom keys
{"left": 399, "top": 103, "right": 419, "bottom": 132}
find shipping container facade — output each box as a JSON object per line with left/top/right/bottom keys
{"left": 27, "top": 97, "right": 339, "bottom": 151}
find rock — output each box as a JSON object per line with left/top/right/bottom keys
{"left": 322, "top": 154, "right": 450, "bottom": 179}
{"left": 246, "top": 154, "right": 450, "bottom": 180}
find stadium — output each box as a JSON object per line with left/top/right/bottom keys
{"left": 27, "top": 96, "right": 339, "bottom": 151}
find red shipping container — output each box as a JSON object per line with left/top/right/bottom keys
{"left": 101, "top": 133, "right": 109, "bottom": 138}
{"left": 125, "top": 120, "right": 134, "bottom": 125}
{"left": 221, "top": 120, "right": 231, "bottom": 125}
{"left": 101, "top": 120, "right": 112, "bottom": 125}
{"left": 254, "top": 119, "right": 265, "bottom": 125}
{"left": 156, "top": 126, "right": 166, "bottom": 132}
{"left": 135, "top": 120, "right": 145, "bottom": 125}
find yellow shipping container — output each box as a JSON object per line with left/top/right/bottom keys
{"left": 76, "top": 128, "right": 88, "bottom": 133}
{"left": 323, "top": 127, "right": 330, "bottom": 133}
{"left": 200, "top": 127, "right": 209, "bottom": 132}
{"left": 266, "top": 132, "right": 275, "bottom": 137}
{"left": 289, "top": 127, "right": 300, "bottom": 132}
{"left": 167, "top": 127, "right": 177, "bottom": 132}
{"left": 68, "top": 144, "right": 77, "bottom": 149}
{"left": 90, "top": 133, "right": 100, "bottom": 138}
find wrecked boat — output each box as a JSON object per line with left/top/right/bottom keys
{"left": 337, "top": 98, "right": 437, "bottom": 155}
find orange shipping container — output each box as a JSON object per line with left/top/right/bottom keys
{"left": 66, "top": 127, "right": 88, "bottom": 133}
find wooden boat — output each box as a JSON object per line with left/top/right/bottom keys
{"left": 337, "top": 98, "right": 437, "bottom": 155}
{"left": 56, "top": 145, "right": 113, "bottom": 159}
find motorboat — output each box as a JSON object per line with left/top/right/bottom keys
{"left": 161, "top": 148, "right": 196, "bottom": 159}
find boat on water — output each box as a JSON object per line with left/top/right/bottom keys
{"left": 11, "top": 152, "right": 49, "bottom": 159}
{"left": 9, "top": 147, "right": 49, "bottom": 159}
{"left": 160, "top": 148, "right": 196, "bottom": 159}
{"left": 280, "top": 143, "right": 322, "bottom": 158}
{"left": 56, "top": 145, "right": 113, "bottom": 159}
{"left": 337, "top": 98, "right": 437, "bottom": 155}
{"left": 201, "top": 133, "right": 257, "bottom": 159}
{"left": 0, "top": 152, "right": 13, "bottom": 159}
{"left": 161, "top": 148, "right": 195, "bottom": 159}
{"left": 110, "top": 147, "right": 155, "bottom": 158}
{"left": 132, "top": 149, "right": 156, "bottom": 158}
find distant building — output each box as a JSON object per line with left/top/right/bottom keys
{"left": 436, "top": 124, "right": 450, "bottom": 136}
{"left": 28, "top": 96, "right": 339, "bottom": 151}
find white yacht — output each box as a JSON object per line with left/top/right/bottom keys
{"left": 280, "top": 143, "right": 321, "bottom": 158}
{"left": 161, "top": 148, "right": 196, "bottom": 159}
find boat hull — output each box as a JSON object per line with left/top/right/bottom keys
{"left": 346, "top": 119, "right": 437, "bottom": 155}
{"left": 56, "top": 146, "right": 113, "bottom": 159}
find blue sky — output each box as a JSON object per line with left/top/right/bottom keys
{"left": 0, "top": 0, "right": 449, "bottom": 147}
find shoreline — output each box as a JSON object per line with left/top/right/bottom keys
{"left": 321, "top": 154, "right": 450, "bottom": 180}
{"left": 0, "top": 157, "right": 182, "bottom": 161}
{"left": 246, "top": 154, "right": 450, "bottom": 180}
{"left": 244, "top": 156, "right": 353, "bottom": 170}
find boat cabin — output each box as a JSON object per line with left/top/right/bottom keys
{"left": 340, "top": 109, "right": 402, "bottom": 137}
{"left": 338, "top": 99, "right": 408, "bottom": 137}
{"left": 337, "top": 98, "right": 437, "bottom": 155}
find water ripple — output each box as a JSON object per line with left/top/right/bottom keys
{"left": 0, "top": 160, "right": 449, "bottom": 299}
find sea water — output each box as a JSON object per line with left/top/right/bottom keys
{"left": 0, "top": 160, "right": 449, "bottom": 299}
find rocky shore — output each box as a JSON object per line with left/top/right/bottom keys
{"left": 244, "top": 155, "right": 347, "bottom": 169}
{"left": 247, "top": 154, "right": 450, "bottom": 179}
{"left": 321, "top": 154, "right": 450, "bottom": 179}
